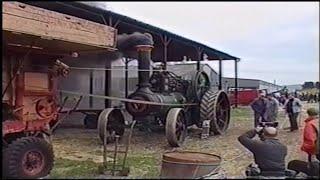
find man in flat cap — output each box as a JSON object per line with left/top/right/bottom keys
{"left": 238, "top": 125, "right": 287, "bottom": 177}
{"left": 250, "top": 91, "right": 268, "bottom": 128}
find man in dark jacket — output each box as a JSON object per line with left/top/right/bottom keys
{"left": 250, "top": 92, "right": 268, "bottom": 127}
{"left": 284, "top": 94, "right": 302, "bottom": 132}
{"left": 238, "top": 126, "right": 287, "bottom": 177}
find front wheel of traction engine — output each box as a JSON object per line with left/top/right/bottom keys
{"left": 98, "top": 108, "right": 125, "bottom": 143}
{"left": 2, "top": 137, "right": 54, "bottom": 179}
{"left": 165, "top": 108, "right": 187, "bottom": 147}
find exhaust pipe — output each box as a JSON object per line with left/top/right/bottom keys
{"left": 117, "top": 32, "right": 154, "bottom": 91}
{"left": 136, "top": 45, "right": 153, "bottom": 88}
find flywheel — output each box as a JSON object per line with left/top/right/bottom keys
{"left": 200, "top": 89, "right": 231, "bottom": 135}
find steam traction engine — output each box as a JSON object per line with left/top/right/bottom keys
{"left": 98, "top": 33, "right": 231, "bottom": 147}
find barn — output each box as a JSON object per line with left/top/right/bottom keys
{"left": 20, "top": 2, "right": 240, "bottom": 127}
{"left": 223, "top": 77, "right": 283, "bottom": 93}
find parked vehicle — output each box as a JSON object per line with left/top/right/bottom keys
{"left": 228, "top": 89, "right": 267, "bottom": 106}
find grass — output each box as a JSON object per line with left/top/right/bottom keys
{"left": 230, "top": 106, "right": 252, "bottom": 120}
{"left": 50, "top": 158, "right": 100, "bottom": 178}
{"left": 126, "top": 154, "right": 160, "bottom": 178}
{"left": 49, "top": 154, "right": 159, "bottom": 178}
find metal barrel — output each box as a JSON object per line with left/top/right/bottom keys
{"left": 160, "top": 151, "right": 222, "bottom": 179}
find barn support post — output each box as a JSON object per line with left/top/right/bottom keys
{"left": 89, "top": 69, "right": 93, "bottom": 108}
{"left": 113, "top": 20, "right": 120, "bottom": 28}
{"left": 108, "top": 16, "right": 112, "bottom": 27}
{"left": 163, "top": 37, "right": 168, "bottom": 70}
{"left": 108, "top": 15, "right": 120, "bottom": 28}
{"left": 160, "top": 35, "right": 171, "bottom": 70}
{"left": 125, "top": 58, "right": 129, "bottom": 98}
{"left": 102, "top": 54, "right": 112, "bottom": 108}
{"left": 196, "top": 48, "right": 203, "bottom": 71}
{"left": 218, "top": 59, "right": 222, "bottom": 90}
{"left": 234, "top": 59, "right": 239, "bottom": 108}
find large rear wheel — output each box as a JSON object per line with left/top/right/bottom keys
{"left": 200, "top": 89, "right": 231, "bottom": 135}
{"left": 3, "top": 137, "right": 54, "bottom": 179}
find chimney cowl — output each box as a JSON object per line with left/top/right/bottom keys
{"left": 117, "top": 32, "right": 154, "bottom": 51}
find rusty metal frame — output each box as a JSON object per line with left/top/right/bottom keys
{"left": 102, "top": 120, "right": 136, "bottom": 176}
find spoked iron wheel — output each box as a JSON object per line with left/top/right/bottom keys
{"left": 165, "top": 108, "right": 187, "bottom": 147}
{"left": 97, "top": 108, "right": 125, "bottom": 143}
{"left": 3, "top": 137, "right": 54, "bottom": 178}
{"left": 200, "top": 89, "right": 231, "bottom": 135}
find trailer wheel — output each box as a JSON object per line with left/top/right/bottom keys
{"left": 165, "top": 108, "right": 187, "bottom": 147}
{"left": 200, "top": 89, "right": 230, "bottom": 135}
{"left": 98, "top": 108, "right": 125, "bottom": 143}
{"left": 3, "top": 137, "right": 54, "bottom": 179}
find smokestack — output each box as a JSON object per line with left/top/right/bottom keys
{"left": 116, "top": 32, "right": 154, "bottom": 90}
{"left": 136, "top": 45, "right": 153, "bottom": 88}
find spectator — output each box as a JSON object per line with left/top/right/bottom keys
{"left": 279, "top": 95, "right": 286, "bottom": 106}
{"left": 238, "top": 126, "right": 287, "bottom": 177}
{"left": 284, "top": 94, "right": 302, "bottom": 132}
{"left": 313, "top": 94, "right": 317, "bottom": 103}
{"left": 308, "top": 93, "right": 314, "bottom": 103}
{"left": 287, "top": 108, "right": 319, "bottom": 178}
{"left": 265, "top": 94, "right": 279, "bottom": 122}
{"left": 301, "top": 93, "right": 305, "bottom": 101}
{"left": 250, "top": 92, "right": 268, "bottom": 128}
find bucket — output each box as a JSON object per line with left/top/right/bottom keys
{"left": 160, "top": 151, "right": 222, "bottom": 179}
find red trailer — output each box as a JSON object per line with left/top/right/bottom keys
{"left": 228, "top": 89, "right": 266, "bottom": 106}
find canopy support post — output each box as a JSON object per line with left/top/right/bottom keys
{"left": 218, "top": 58, "right": 222, "bottom": 90}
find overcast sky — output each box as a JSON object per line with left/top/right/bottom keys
{"left": 98, "top": 2, "right": 318, "bottom": 85}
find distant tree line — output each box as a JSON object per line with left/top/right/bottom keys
{"left": 302, "top": 81, "right": 320, "bottom": 89}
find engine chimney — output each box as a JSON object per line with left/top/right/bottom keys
{"left": 116, "top": 32, "right": 154, "bottom": 92}
{"left": 136, "top": 45, "right": 153, "bottom": 89}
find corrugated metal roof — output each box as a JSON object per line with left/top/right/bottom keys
{"left": 74, "top": 2, "right": 240, "bottom": 60}
{"left": 24, "top": 1, "right": 239, "bottom": 60}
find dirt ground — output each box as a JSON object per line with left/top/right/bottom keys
{"left": 49, "top": 102, "right": 318, "bottom": 179}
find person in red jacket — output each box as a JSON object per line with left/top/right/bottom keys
{"left": 288, "top": 107, "right": 319, "bottom": 178}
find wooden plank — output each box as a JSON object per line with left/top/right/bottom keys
{"left": 2, "top": 1, "right": 117, "bottom": 41}
{"left": 4, "top": 30, "right": 116, "bottom": 55}
{"left": 2, "top": 2, "right": 112, "bottom": 34}
{"left": 2, "top": 2, "right": 117, "bottom": 48}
